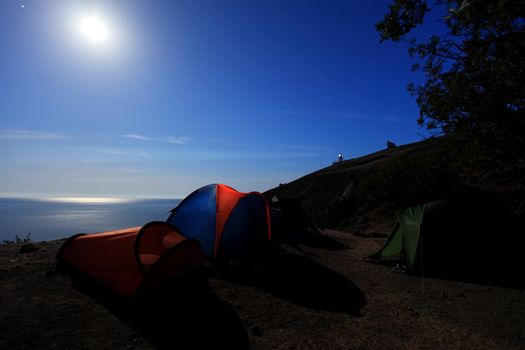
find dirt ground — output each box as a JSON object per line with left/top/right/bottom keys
{"left": 1, "top": 229, "right": 524, "bottom": 350}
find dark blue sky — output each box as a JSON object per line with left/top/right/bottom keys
{"left": 0, "top": 0, "right": 438, "bottom": 198}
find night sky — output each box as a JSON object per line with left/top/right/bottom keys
{"left": 0, "top": 0, "right": 442, "bottom": 198}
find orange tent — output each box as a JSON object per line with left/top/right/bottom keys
{"left": 55, "top": 221, "right": 204, "bottom": 300}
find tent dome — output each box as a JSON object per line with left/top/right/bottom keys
{"left": 167, "top": 184, "right": 271, "bottom": 259}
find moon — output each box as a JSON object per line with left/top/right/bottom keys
{"left": 79, "top": 16, "right": 109, "bottom": 44}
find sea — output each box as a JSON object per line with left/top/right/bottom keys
{"left": 0, "top": 197, "right": 181, "bottom": 243}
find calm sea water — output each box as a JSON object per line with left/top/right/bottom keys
{"left": 0, "top": 198, "right": 181, "bottom": 242}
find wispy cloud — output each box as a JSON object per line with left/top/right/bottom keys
{"left": 381, "top": 115, "right": 399, "bottom": 123}
{"left": 163, "top": 136, "right": 191, "bottom": 145}
{"left": 102, "top": 149, "right": 150, "bottom": 157}
{"left": 122, "top": 134, "right": 154, "bottom": 141}
{"left": 0, "top": 129, "right": 69, "bottom": 140}
{"left": 122, "top": 133, "right": 191, "bottom": 145}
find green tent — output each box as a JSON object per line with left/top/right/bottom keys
{"left": 368, "top": 200, "right": 449, "bottom": 271}
{"left": 368, "top": 199, "right": 524, "bottom": 287}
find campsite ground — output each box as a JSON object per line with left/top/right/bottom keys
{"left": 1, "top": 227, "right": 524, "bottom": 350}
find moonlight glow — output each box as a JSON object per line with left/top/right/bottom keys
{"left": 79, "top": 16, "right": 109, "bottom": 44}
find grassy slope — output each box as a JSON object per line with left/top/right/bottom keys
{"left": 266, "top": 134, "right": 525, "bottom": 233}
{"left": 266, "top": 137, "right": 449, "bottom": 233}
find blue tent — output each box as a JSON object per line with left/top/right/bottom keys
{"left": 167, "top": 184, "right": 271, "bottom": 259}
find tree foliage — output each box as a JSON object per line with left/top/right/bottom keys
{"left": 377, "top": 0, "right": 525, "bottom": 164}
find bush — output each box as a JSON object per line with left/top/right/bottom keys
{"left": 15, "top": 233, "right": 32, "bottom": 244}
{"left": 355, "top": 149, "right": 461, "bottom": 210}
{"left": 20, "top": 243, "right": 37, "bottom": 254}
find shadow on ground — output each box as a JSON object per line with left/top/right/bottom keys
{"left": 70, "top": 267, "right": 249, "bottom": 350}
{"left": 274, "top": 227, "right": 350, "bottom": 251}
{"left": 211, "top": 251, "right": 366, "bottom": 316}
{"left": 269, "top": 197, "right": 349, "bottom": 251}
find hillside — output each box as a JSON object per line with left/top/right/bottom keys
{"left": 266, "top": 134, "right": 525, "bottom": 236}
{"left": 266, "top": 137, "right": 450, "bottom": 233}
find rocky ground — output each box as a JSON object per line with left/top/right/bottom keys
{"left": 1, "top": 227, "right": 524, "bottom": 349}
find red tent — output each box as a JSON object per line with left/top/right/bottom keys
{"left": 56, "top": 221, "right": 204, "bottom": 300}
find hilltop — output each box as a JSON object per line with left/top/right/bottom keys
{"left": 266, "top": 137, "right": 449, "bottom": 233}
{"left": 266, "top": 135, "right": 524, "bottom": 234}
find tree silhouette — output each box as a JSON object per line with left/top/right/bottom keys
{"left": 377, "top": 0, "right": 525, "bottom": 165}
